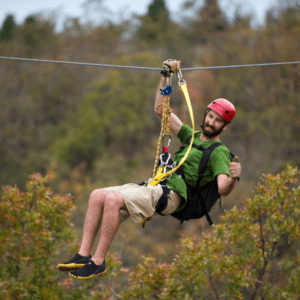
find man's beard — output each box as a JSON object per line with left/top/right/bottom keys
{"left": 201, "top": 123, "right": 220, "bottom": 138}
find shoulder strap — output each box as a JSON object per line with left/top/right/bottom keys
{"left": 195, "top": 142, "right": 222, "bottom": 226}
{"left": 196, "top": 142, "right": 222, "bottom": 183}
{"left": 182, "top": 136, "right": 223, "bottom": 182}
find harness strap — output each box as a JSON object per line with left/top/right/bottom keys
{"left": 196, "top": 142, "right": 222, "bottom": 182}
{"left": 155, "top": 186, "right": 171, "bottom": 215}
{"left": 139, "top": 184, "right": 171, "bottom": 228}
{"left": 196, "top": 142, "right": 222, "bottom": 225}
{"left": 178, "top": 140, "right": 222, "bottom": 225}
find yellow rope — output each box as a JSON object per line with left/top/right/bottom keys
{"left": 148, "top": 83, "right": 194, "bottom": 187}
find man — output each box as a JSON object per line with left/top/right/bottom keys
{"left": 57, "top": 59, "right": 241, "bottom": 279}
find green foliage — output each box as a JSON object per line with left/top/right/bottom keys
{"left": 120, "top": 165, "right": 300, "bottom": 299}
{"left": 0, "top": 174, "right": 127, "bottom": 300}
{"left": 52, "top": 56, "right": 158, "bottom": 171}
{"left": 121, "top": 256, "right": 172, "bottom": 299}
{"left": 148, "top": 0, "right": 169, "bottom": 21}
{"left": 0, "top": 173, "right": 77, "bottom": 299}
{"left": 186, "top": 0, "right": 228, "bottom": 44}
{"left": 0, "top": 15, "right": 83, "bottom": 187}
{"left": 0, "top": 14, "right": 16, "bottom": 41}
{"left": 20, "top": 15, "right": 57, "bottom": 57}
{"left": 0, "top": 62, "right": 81, "bottom": 187}
{"left": 133, "top": 0, "right": 188, "bottom": 54}
{"left": 279, "top": 6, "right": 300, "bottom": 30}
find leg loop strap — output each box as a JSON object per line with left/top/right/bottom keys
{"left": 155, "top": 186, "right": 171, "bottom": 216}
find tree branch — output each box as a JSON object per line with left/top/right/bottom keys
{"left": 259, "top": 208, "right": 268, "bottom": 264}
{"left": 209, "top": 274, "right": 220, "bottom": 300}
{"left": 249, "top": 209, "right": 270, "bottom": 300}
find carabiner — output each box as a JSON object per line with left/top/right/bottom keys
{"left": 177, "top": 68, "right": 186, "bottom": 86}
{"left": 167, "top": 135, "right": 172, "bottom": 147}
{"left": 161, "top": 134, "right": 172, "bottom": 153}
{"left": 168, "top": 71, "right": 173, "bottom": 86}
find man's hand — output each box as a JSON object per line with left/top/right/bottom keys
{"left": 155, "top": 59, "right": 183, "bottom": 136}
{"left": 229, "top": 156, "right": 241, "bottom": 179}
{"left": 162, "top": 59, "right": 181, "bottom": 73}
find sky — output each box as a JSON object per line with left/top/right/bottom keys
{"left": 1, "top": 0, "right": 277, "bottom": 31}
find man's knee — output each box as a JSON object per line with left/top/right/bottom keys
{"left": 89, "top": 188, "right": 107, "bottom": 206}
{"left": 104, "top": 192, "right": 126, "bottom": 210}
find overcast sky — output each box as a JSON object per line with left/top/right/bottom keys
{"left": 1, "top": 0, "right": 277, "bottom": 30}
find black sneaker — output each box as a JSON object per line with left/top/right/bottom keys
{"left": 69, "top": 260, "right": 106, "bottom": 279}
{"left": 57, "top": 253, "right": 91, "bottom": 272}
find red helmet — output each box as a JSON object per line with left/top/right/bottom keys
{"left": 208, "top": 98, "right": 235, "bottom": 123}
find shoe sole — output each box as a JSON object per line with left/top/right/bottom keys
{"left": 69, "top": 269, "right": 106, "bottom": 279}
{"left": 57, "top": 263, "right": 86, "bottom": 272}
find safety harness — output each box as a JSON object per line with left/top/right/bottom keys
{"left": 155, "top": 137, "right": 238, "bottom": 225}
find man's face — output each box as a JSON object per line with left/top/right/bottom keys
{"left": 202, "top": 109, "right": 226, "bottom": 138}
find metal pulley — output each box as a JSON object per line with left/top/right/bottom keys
{"left": 160, "top": 63, "right": 173, "bottom": 96}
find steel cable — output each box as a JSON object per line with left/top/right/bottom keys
{"left": 1, "top": 56, "right": 300, "bottom": 71}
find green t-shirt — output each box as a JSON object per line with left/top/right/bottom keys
{"left": 167, "top": 124, "right": 231, "bottom": 210}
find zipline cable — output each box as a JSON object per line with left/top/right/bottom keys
{"left": 0, "top": 56, "right": 300, "bottom": 71}
{"left": 183, "top": 61, "right": 300, "bottom": 70}
{"left": 0, "top": 56, "right": 161, "bottom": 70}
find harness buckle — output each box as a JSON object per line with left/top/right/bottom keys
{"left": 159, "top": 152, "right": 171, "bottom": 168}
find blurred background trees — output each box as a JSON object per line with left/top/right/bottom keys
{"left": 0, "top": 14, "right": 16, "bottom": 41}
{"left": 1, "top": 0, "right": 300, "bottom": 298}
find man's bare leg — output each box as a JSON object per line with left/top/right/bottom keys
{"left": 57, "top": 189, "right": 108, "bottom": 272}
{"left": 91, "top": 192, "right": 127, "bottom": 265}
{"left": 67, "top": 191, "right": 128, "bottom": 278}
{"left": 78, "top": 189, "right": 108, "bottom": 257}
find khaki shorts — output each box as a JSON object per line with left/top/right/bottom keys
{"left": 104, "top": 183, "right": 181, "bottom": 224}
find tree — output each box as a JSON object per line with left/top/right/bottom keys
{"left": 189, "top": 0, "right": 227, "bottom": 43}
{"left": 148, "top": 0, "right": 169, "bottom": 21}
{"left": 121, "top": 165, "right": 300, "bottom": 299}
{"left": 279, "top": 5, "right": 300, "bottom": 30}
{"left": 0, "top": 173, "right": 125, "bottom": 299}
{"left": 52, "top": 57, "right": 157, "bottom": 174}
{"left": 0, "top": 174, "right": 77, "bottom": 299}
{"left": 0, "top": 14, "right": 16, "bottom": 41}
{"left": 134, "top": 0, "right": 172, "bottom": 46}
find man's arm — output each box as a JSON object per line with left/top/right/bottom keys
{"left": 217, "top": 157, "right": 241, "bottom": 197}
{"left": 217, "top": 174, "right": 237, "bottom": 197}
{"left": 154, "top": 61, "right": 183, "bottom": 136}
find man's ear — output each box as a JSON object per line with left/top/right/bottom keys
{"left": 222, "top": 123, "right": 230, "bottom": 131}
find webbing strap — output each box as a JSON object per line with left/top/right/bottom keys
{"left": 148, "top": 83, "right": 195, "bottom": 186}
{"left": 195, "top": 142, "right": 222, "bottom": 225}
{"left": 196, "top": 142, "right": 222, "bottom": 183}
